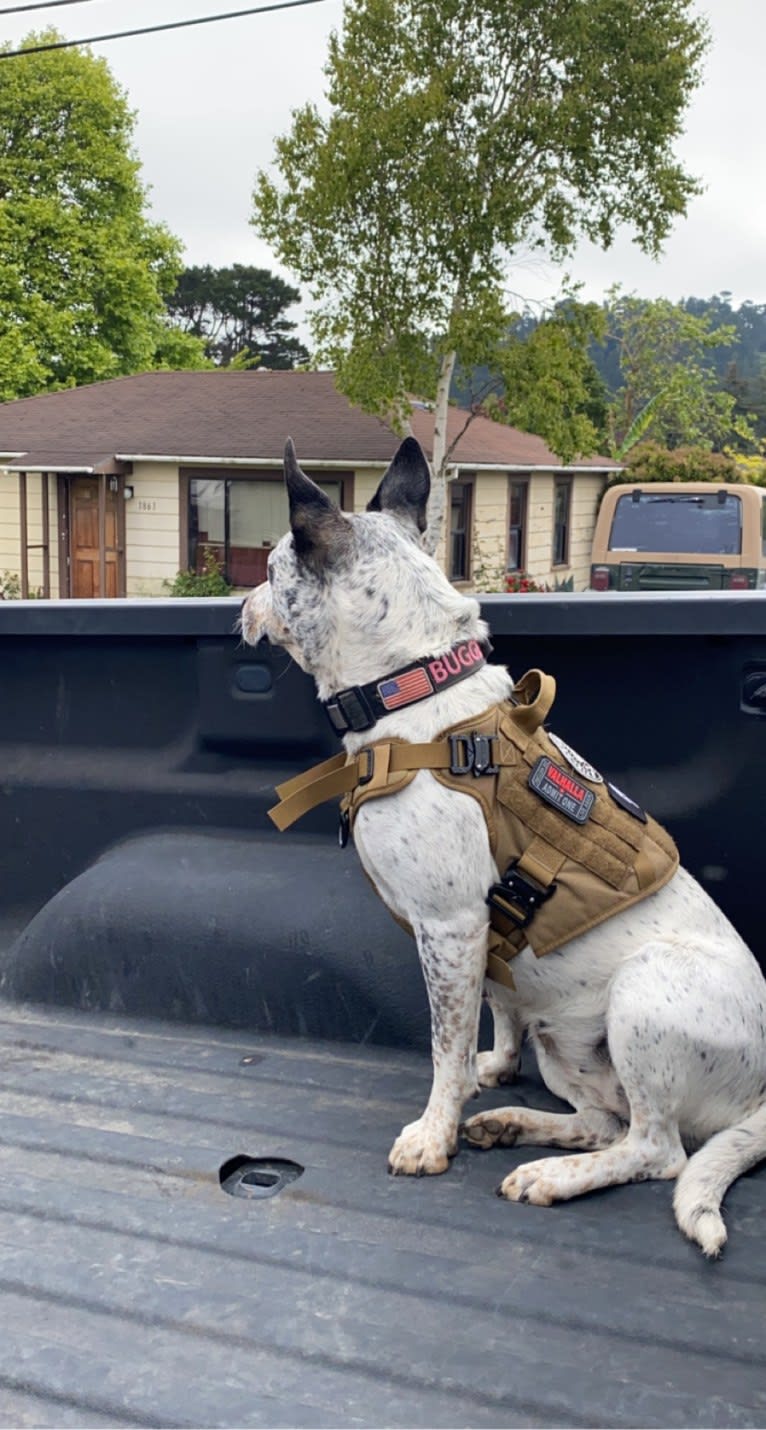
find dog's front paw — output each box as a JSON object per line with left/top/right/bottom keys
{"left": 496, "top": 1157, "right": 562, "bottom": 1206}
{"left": 461, "top": 1110, "right": 519, "bottom": 1149}
{"left": 388, "top": 1118, "right": 457, "bottom": 1177}
{"left": 476, "top": 1049, "right": 521, "bottom": 1089}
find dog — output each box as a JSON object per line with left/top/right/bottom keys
{"left": 241, "top": 434, "right": 766, "bottom": 1257}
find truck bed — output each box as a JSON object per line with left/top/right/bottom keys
{"left": 0, "top": 999, "right": 763, "bottom": 1430}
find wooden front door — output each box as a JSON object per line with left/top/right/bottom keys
{"left": 70, "top": 477, "right": 121, "bottom": 598}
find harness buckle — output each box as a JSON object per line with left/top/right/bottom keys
{"left": 448, "top": 732, "right": 499, "bottom": 778}
{"left": 357, "top": 748, "right": 375, "bottom": 786}
{"left": 486, "top": 860, "right": 557, "bottom": 931}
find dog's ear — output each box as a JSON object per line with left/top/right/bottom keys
{"left": 284, "top": 437, "right": 352, "bottom": 569}
{"left": 367, "top": 437, "right": 431, "bottom": 534}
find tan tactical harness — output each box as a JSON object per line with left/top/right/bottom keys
{"left": 268, "top": 669, "right": 679, "bottom": 989}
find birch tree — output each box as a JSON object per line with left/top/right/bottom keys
{"left": 253, "top": 0, "right": 708, "bottom": 550}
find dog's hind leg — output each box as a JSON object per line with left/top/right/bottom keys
{"left": 477, "top": 983, "right": 522, "bottom": 1088}
{"left": 388, "top": 910, "right": 488, "bottom": 1176}
{"left": 497, "top": 943, "right": 690, "bottom": 1205}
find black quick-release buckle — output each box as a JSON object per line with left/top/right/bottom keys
{"left": 448, "top": 732, "right": 499, "bottom": 778}
{"left": 486, "top": 860, "right": 557, "bottom": 931}
{"left": 324, "top": 686, "right": 376, "bottom": 734}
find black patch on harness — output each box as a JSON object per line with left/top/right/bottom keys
{"left": 529, "top": 757, "right": 595, "bottom": 825}
{"left": 606, "top": 782, "right": 648, "bottom": 823}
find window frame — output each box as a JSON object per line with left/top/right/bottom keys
{"left": 507, "top": 477, "right": 529, "bottom": 572}
{"left": 448, "top": 476, "right": 474, "bottom": 583}
{"left": 179, "top": 467, "right": 353, "bottom": 577}
{"left": 552, "top": 477, "right": 572, "bottom": 568}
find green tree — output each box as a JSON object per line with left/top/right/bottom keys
{"left": 166, "top": 264, "right": 310, "bottom": 368}
{"left": 253, "top": 0, "right": 708, "bottom": 549}
{"left": 0, "top": 29, "right": 208, "bottom": 399}
{"left": 599, "top": 291, "right": 755, "bottom": 455}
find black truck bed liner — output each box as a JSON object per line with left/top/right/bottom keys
{"left": 0, "top": 1000, "right": 764, "bottom": 1430}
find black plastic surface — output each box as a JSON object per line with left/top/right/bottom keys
{"left": 1, "top": 594, "right": 766, "bottom": 1032}
{"left": 0, "top": 1001, "right": 761, "bottom": 1430}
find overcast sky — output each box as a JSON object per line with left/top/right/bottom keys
{"left": 3, "top": 0, "right": 758, "bottom": 331}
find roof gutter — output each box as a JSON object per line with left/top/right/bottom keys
{"left": 6, "top": 464, "right": 96, "bottom": 474}
{"left": 114, "top": 453, "right": 621, "bottom": 474}
{"left": 115, "top": 454, "right": 388, "bottom": 469}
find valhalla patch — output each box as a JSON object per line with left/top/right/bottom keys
{"left": 529, "top": 756, "right": 596, "bottom": 825}
{"left": 548, "top": 732, "right": 604, "bottom": 784}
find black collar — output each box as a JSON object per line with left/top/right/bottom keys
{"left": 322, "top": 637, "right": 492, "bottom": 735}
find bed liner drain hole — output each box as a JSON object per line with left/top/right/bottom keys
{"left": 219, "top": 1155, "right": 304, "bottom": 1200}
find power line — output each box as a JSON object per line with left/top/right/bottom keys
{"left": 0, "top": 1, "right": 99, "bottom": 14}
{"left": 0, "top": 1, "right": 101, "bottom": 13}
{"left": 0, "top": 0, "right": 331, "bottom": 57}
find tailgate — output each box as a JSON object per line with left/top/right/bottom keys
{"left": 0, "top": 1001, "right": 763, "bottom": 1429}
{"left": 619, "top": 562, "right": 725, "bottom": 590}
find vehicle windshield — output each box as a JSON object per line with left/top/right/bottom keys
{"left": 609, "top": 491, "right": 743, "bottom": 555}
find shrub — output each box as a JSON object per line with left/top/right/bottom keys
{"left": 163, "top": 547, "right": 232, "bottom": 597}
{"left": 0, "top": 570, "right": 21, "bottom": 599}
{"left": 605, "top": 442, "right": 743, "bottom": 491}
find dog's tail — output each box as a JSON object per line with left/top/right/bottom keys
{"left": 673, "top": 1101, "right": 766, "bottom": 1257}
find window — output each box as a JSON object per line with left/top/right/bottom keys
{"left": 609, "top": 490, "right": 742, "bottom": 556}
{"left": 507, "top": 480, "right": 528, "bottom": 571}
{"left": 449, "top": 480, "right": 473, "bottom": 581}
{"left": 188, "top": 475, "right": 344, "bottom": 586}
{"left": 553, "top": 479, "right": 572, "bottom": 566}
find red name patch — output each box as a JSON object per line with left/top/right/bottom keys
{"left": 428, "top": 640, "right": 484, "bottom": 686}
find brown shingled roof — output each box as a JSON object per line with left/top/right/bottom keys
{"left": 0, "top": 370, "right": 618, "bottom": 470}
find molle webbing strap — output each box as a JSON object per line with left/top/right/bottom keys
{"left": 269, "top": 753, "right": 355, "bottom": 831}
{"left": 268, "top": 737, "right": 486, "bottom": 830}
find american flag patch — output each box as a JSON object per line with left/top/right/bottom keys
{"left": 377, "top": 667, "right": 434, "bottom": 710}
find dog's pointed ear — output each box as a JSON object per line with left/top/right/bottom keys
{"left": 367, "top": 436, "right": 431, "bottom": 534}
{"left": 284, "top": 437, "right": 351, "bottom": 568}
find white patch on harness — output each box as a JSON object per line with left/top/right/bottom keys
{"left": 548, "top": 733, "right": 604, "bottom": 784}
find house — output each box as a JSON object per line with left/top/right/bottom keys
{"left": 0, "top": 370, "right": 619, "bottom": 598}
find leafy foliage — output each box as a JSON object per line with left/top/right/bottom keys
{"left": 484, "top": 301, "right": 609, "bottom": 465}
{"left": 165, "top": 265, "right": 310, "bottom": 368}
{"left": 163, "top": 548, "right": 232, "bottom": 597}
{"left": 0, "top": 30, "right": 208, "bottom": 399}
{"left": 254, "top": 0, "right": 708, "bottom": 541}
{"left": 0, "top": 571, "right": 21, "bottom": 599}
{"left": 604, "top": 442, "right": 745, "bottom": 491}
{"left": 0, "top": 570, "right": 42, "bottom": 598}
{"left": 595, "top": 290, "right": 754, "bottom": 454}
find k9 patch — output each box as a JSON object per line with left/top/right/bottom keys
{"left": 529, "top": 756, "right": 596, "bottom": 824}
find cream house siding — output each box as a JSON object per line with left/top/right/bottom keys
{"left": 125, "top": 462, "right": 181, "bottom": 597}
{"left": 0, "top": 472, "right": 59, "bottom": 595}
{"left": 567, "top": 474, "right": 606, "bottom": 589}
{"left": 351, "top": 469, "right": 385, "bottom": 512}
{"left": 469, "top": 470, "right": 606, "bottom": 592}
{"left": 0, "top": 475, "right": 20, "bottom": 582}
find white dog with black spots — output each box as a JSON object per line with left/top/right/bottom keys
{"left": 241, "top": 435, "right": 766, "bottom": 1257}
